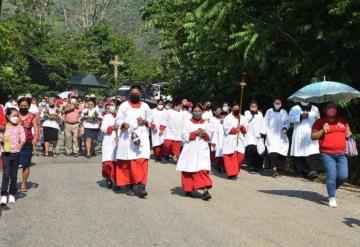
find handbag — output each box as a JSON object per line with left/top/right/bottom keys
{"left": 256, "top": 137, "right": 266, "bottom": 155}
{"left": 345, "top": 137, "right": 358, "bottom": 157}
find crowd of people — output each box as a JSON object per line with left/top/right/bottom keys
{"left": 0, "top": 85, "right": 353, "bottom": 208}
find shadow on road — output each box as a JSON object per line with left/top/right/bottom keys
{"left": 343, "top": 218, "right": 360, "bottom": 228}
{"left": 257, "top": 190, "right": 328, "bottom": 205}
{"left": 96, "top": 179, "right": 109, "bottom": 189}
{"left": 170, "top": 187, "right": 184, "bottom": 197}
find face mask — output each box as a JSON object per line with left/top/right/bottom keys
{"left": 165, "top": 105, "right": 171, "bottom": 110}
{"left": 19, "top": 108, "right": 29, "bottom": 115}
{"left": 129, "top": 94, "right": 140, "bottom": 103}
{"left": 109, "top": 106, "right": 116, "bottom": 113}
{"left": 193, "top": 112, "right": 202, "bottom": 120}
{"left": 10, "top": 116, "right": 18, "bottom": 125}
{"left": 233, "top": 110, "right": 240, "bottom": 116}
{"left": 326, "top": 107, "right": 337, "bottom": 117}
{"left": 49, "top": 104, "right": 55, "bottom": 108}
{"left": 300, "top": 102, "right": 309, "bottom": 106}
{"left": 157, "top": 105, "right": 164, "bottom": 110}
{"left": 274, "top": 104, "right": 282, "bottom": 110}
{"left": 70, "top": 99, "right": 77, "bottom": 104}
{"left": 222, "top": 106, "right": 229, "bottom": 112}
{"left": 250, "top": 110, "right": 258, "bottom": 114}
{"left": 41, "top": 102, "right": 47, "bottom": 107}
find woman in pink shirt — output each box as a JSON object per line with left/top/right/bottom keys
{"left": 1, "top": 108, "right": 26, "bottom": 206}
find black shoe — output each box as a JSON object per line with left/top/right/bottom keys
{"left": 185, "top": 192, "right": 193, "bottom": 197}
{"left": 133, "top": 184, "right": 148, "bottom": 198}
{"left": 306, "top": 171, "right": 319, "bottom": 181}
{"left": 86, "top": 154, "right": 91, "bottom": 159}
{"left": 228, "top": 175, "right": 237, "bottom": 180}
{"left": 272, "top": 171, "right": 280, "bottom": 178}
{"left": 73, "top": 153, "right": 79, "bottom": 157}
{"left": 201, "top": 191, "right": 211, "bottom": 201}
{"left": 126, "top": 188, "right": 136, "bottom": 196}
{"left": 106, "top": 180, "right": 113, "bottom": 189}
{"left": 249, "top": 168, "right": 257, "bottom": 174}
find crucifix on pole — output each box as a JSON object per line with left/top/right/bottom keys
{"left": 109, "top": 55, "right": 124, "bottom": 97}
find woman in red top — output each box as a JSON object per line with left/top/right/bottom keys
{"left": 18, "top": 97, "right": 40, "bottom": 192}
{"left": 311, "top": 102, "right": 352, "bottom": 208}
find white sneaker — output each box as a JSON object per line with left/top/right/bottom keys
{"left": 0, "top": 195, "right": 7, "bottom": 206}
{"left": 8, "top": 195, "right": 16, "bottom": 204}
{"left": 329, "top": 197, "right": 337, "bottom": 208}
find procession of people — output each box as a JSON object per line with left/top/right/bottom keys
{"left": 0, "top": 83, "right": 357, "bottom": 208}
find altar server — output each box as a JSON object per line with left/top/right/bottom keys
{"left": 176, "top": 104, "right": 212, "bottom": 200}
{"left": 261, "top": 99, "right": 290, "bottom": 178}
{"left": 100, "top": 99, "right": 118, "bottom": 189}
{"left": 115, "top": 85, "right": 152, "bottom": 198}
{"left": 289, "top": 102, "right": 322, "bottom": 180}
{"left": 222, "top": 104, "right": 247, "bottom": 179}
{"left": 150, "top": 99, "right": 167, "bottom": 161}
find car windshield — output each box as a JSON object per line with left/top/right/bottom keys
{"left": 118, "top": 89, "right": 130, "bottom": 97}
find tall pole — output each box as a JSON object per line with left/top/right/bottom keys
{"left": 110, "top": 55, "right": 123, "bottom": 97}
{"left": 0, "top": 0, "right": 3, "bottom": 18}
{"left": 237, "top": 73, "right": 248, "bottom": 145}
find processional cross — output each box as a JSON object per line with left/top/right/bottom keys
{"left": 109, "top": 55, "right": 124, "bottom": 96}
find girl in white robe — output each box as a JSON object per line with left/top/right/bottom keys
{"left": 150, "top": 100, "right": 167, "bottom": 161}
{"left": 222, "top": 104, "right": 248, "bottom": 179}
{"left": 244, "top": 101, "right": 265, "bottom": 173}
{"left": 115, "top": 85, "right": 152, "bottom": 198}
{"left": 289, "top": 102, "right": 322, "bottom": 179}
{"left": 261, "top": 99, "right": 290, "bottom": 177}
{"left": 100, "top": 100, "right": 118, "bottom": 188}
{"left": 176, "top": 104, "right": 212, "bottom": 200}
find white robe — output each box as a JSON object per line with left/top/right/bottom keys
{"left": 176, "top": 120, "right": 211, "bottom": 172}
{"left": 115, "top": 101, "right": 152, "bottom": 160}
{"left": 244, "top": 110, "right": 264, "bottom": 146}
{"left": 100, "top": 113, "right": 117, "bottom": 162}
{"left": 211, "top": 120, "right": 225, "bottom": 157}
{"left": 209, "top": 117, "right": 220, "bottom": 152}
{"left": 182, "top": 110, "right": 192, "bottom": 121}
{"left": 222, "top": 114, "right": 247, "bottom": 155}
{"left": 289, "top": 105, "right": 320, "bottom": 157}
{"left": 164, "top": 109, "right": 185, "bottom": 141}
{"left": 150, "top": 108, "right": 166, "bottom": 147}
{"left": 202, "top": 110, "right": 213, "bottom": 121}
{"left": 261, "top": 108, "right": 290, "bottom": 156}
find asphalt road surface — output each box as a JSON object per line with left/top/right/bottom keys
{"left": 0, "top": 154, "right": 359, "bottom": 247}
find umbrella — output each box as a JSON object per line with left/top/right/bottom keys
{"left": 66, "top": 74, "right": 109, "bottom": 88}
{"left": 58, "top": 91, "right": 74, "bottom": 99}
{"left": 288, "top": 81, "right": 360, "bottom": 103}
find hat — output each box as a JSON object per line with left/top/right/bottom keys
{"left": 17, "top": 95, "right": 25, "bottom": 100}
{"left": 89, "top": 94, "right": 96, "bottom": 99}
{"left": 25, "top": 93, "right": 32, "bottom": 99}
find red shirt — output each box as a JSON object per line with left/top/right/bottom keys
{"left": 18, "top": 113, "right": 36, "bottom": 143}
{"left": 312, "top": 116, "right": 348, "bottom": 154}
{"left": 0, "top": 105, "right": 6, "bottom": 127}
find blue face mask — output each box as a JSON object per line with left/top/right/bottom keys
{"left": 193, "top": 112, "right": 202, "bottom": 120}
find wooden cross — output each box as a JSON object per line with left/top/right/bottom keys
{"left": 110, "top": 55, "right": 124, "bottom": 96}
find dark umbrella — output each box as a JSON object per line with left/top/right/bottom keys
{"left": 66, "top": 74, "right": 109, "bottom": 88}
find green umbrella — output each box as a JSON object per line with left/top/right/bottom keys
{"left": 66, "top": 74, "right": 109, "bottom": 88}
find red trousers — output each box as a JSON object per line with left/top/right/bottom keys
{"left": 223, "top": 152, "right": 244, "bottom": 177}
{"left": 115, "top": 159, "right": 149, "bottom": 186}
{"left": 153, "top": 145, "right": 164, "bottom": 158}
{"left": 181, "top": 170, "right": 213, "bottom": 192}
{"left": 163, "top": 139, "right": 181, "bottom": 158}
{"left": 102, "top": 161, "right": 115, "bottom": 180}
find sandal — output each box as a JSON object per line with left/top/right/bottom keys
{"left": 21, "top": 186, "right": 27, "bottom": 192}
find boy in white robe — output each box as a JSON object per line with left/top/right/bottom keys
{"left": 261, "top": 99, "right": 290, "bottom": 178}
{"left": 115, "top": 85, "right": 152, "bottom": 198}
{"left": 289, "top": 102, "right": 322, "bottom": 180}
{"left": 244, "top": 100, "right": 265, "bottom": 174}
{"left": 211, "top": 111, "right": 228, "bottom": 173}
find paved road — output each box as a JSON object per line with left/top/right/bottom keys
{"left": 0, "top": 154, "right": 359, "bottom": 247}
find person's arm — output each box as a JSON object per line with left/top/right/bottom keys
{"left": 32, "top": 115, "right": 40, "bottom": 145}
{"left": 345, "top": 124, "right": 352, "bottom": 138}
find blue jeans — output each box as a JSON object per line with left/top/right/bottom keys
{"left": 320, "top": 153, "right": 348, "bottom": 198}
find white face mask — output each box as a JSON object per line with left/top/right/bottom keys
{"left": 274, "top": 104, "right": 282, "bottom": 110}
{"left": 109, "top": 106, "right": 116, "bottom": 113}
{"left": 165, "top": 105, "right": 171, "bottom": 110}
{"left": 10, "top": 116, "right": 18, "bottom": 125}
{"left": 40, "top": 102, "right": 47, "bottom": 107}
{"left": 157, "top": 105, "right": 164, "bottom": 110}
{"left": 222, "top": 106, "right": 229, "bottom": 112}
{"left": 300, "top": 102, "right": 309, "bottom": 106}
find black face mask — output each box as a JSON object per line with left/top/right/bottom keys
{"left": 19, "top": 108, "right": 29, "bottom": 115}
{"left": 232, "top": 110, "right": 240, "bottom": 116}
{"left": 129, "top": 94, "right": 140, "bottom": 103}
{"left": 49, "top": 105, "right": 55, "bottom": 108}
{"left": 250, "top": 110, "right": 258, "bottom": 115}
